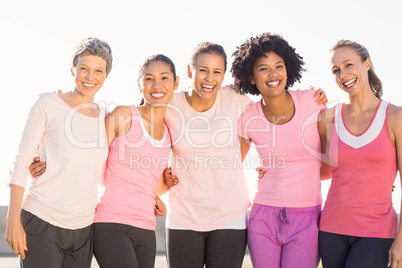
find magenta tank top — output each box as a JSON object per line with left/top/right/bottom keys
{"left": 320, "top": 100, "right": 398, "bottom": 238}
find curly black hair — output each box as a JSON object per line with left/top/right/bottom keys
{"left": 231, "top": 33, "right": 305, "bottom": 95}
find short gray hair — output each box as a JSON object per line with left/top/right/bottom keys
{"left": 72, "top": 37, "right": 113, "bottom": 75}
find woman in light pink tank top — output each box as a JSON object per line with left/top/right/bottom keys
{"left": 91, "top": 55, "right": 179, "bottom": 268}
{"left": 318, "top": 40, "right": 402, "bottom": 268}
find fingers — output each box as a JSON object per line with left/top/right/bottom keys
{"left": 166, "top": 177, "right": 178, "bottom": 186}
{"left": 310, "top": 86, "right": 328, "bottom": 105}
{"left": 29, "top": 162, "right": 46, "bottom": 178}
{"left": 313, "top": 88, "right": 328, "bottom": 105}
{"left": 256, "top": 167, "right": 266, "bottom": 180}
{"left": 389, "top": 250, "right": 392, "bottom": 267}
{"left": 154, "top": 205, "right": 166, "bottom": 217}
{"left": 164, "top": 167, "right": 178, "bottom": 186}
{"left": 6, "top": 232, "right": 27, "bottom": 259}
{"left": 17, "top": 241, "right": 26, "bottom": 259}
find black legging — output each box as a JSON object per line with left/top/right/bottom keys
{"left": 166, "top": 228, "right": 247, "bottom": 268}
{"left": 93, "top": 222, "right": 156, "bottom": 268}
{"left": 319, "top": 231, "right": 394, "bottom": 268}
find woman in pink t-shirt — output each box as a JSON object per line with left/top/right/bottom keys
{"left": 232, "top": 32, "right": 329, "bottom": 268}
{"left": 318, "top": 40, "right": 402, "bottom": 268}
{"left": 163, "top": 42, "right": 253, "bottom": 268}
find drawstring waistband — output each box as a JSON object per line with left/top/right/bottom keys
{"left": 279, "top": 208, "right": 288, "bottom": 224}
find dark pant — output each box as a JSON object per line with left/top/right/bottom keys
{"left": 319, "top": 231, "right": 394, "bottom": 268}
{"left": 166, "top": 228, "right": 247, "bottom": 268}
{"left": 93, "top": 222, "right": 156, "bottom": 268}
{"left": 20, "top": 209, "right": 93, "bottom": 268}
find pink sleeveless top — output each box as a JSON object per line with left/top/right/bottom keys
{"left": 320, "top": 100, "right": 398, "bottom": 238}
{"left": 94, "top": 106, "right": 171, "bottom": 230}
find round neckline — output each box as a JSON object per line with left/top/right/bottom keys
{"left": 53, "top": 92, "right": 102, "bottom": 119}
{"left": 257, "top": 91, "right": 296, "bottom": 126}
{"left": 181, "top": 90, "right": 220, "bottom": 115}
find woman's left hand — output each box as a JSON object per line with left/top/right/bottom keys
{"left": 389, "top": 238, "right": 402, "bottom": 268}
{"left": 311, "top": 86, "right": 328, "bottom": 106}
{"left": 154, "top": 197, "right": 166, "bottom": 217}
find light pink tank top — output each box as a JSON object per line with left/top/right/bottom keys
{"left": 94, "top": 106, "right": 171, "bottom": 230}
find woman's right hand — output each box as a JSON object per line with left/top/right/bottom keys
{"left": 164, "top": 167, "right": 178, "bottom": 186}
{"left": 5, "top": 216, "right": 27, "bottom": 259}
{"left": 256, "top": 167, "right": 266, "bottom": 181}
{"left": 29, "top": 156, "right": 46, "bottom": 178}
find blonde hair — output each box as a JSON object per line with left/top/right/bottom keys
{"left": 330, "top": 40, "right": 382, "bottom": 98}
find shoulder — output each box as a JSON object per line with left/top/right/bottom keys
{"left": 387, "top": 103, "right": 402, "bottom": 129}
{"left": 318, "top": 106, "right": 335, "bottom": 127}
{"left": 220, "top": 85, "right": 247, "bottom": 98}
{"left": 35, "top": 92, "right": 57, "bottom": 103}
{"left": 289, "top": 89, "right": 322, "bottom": 101}
{"left": 107, "top": 105, "right": 132, "bottom": 118}
{"left": 239, "top": 101, "right": 260, "bottom": 122}
{"left": 172, "top": 90, "right": 185, "bottom": 101}
{"left": 220, "top": 85, "right": 253, "bottom": 108}
{"left": 292, "top": 89, "right": 323, "bottom": 107}
{"left": 30, "top": 92, "right": 58, "bottom": 110}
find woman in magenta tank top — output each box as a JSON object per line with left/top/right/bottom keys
{"left": 318, "top": 40, "right": 402, "bottom": 268}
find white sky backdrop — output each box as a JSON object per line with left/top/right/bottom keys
{"left": 1, "top": 0, "right": 401, "bottom": 212}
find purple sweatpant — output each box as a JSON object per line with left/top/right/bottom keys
{"left": 247, "top": 203, "right": 321, "bottom": 268}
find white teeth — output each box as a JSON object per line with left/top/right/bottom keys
{"left": 151, "top": 93, "right": 165, "bottom": 98}
{"left": 83, "top": 83, "right": 95, "bottom": 87}
{"left": 202, "top": 85, "right": 214, "bottom": 89}
{"left": 268, "top": 81, "right": 280, "bottom": 86}
{"left": 344, "top": 79, "right": 356, "bottom": 88}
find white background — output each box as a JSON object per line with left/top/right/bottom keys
{"left": 1, "top": 0, "right": 401, "bottom": 211}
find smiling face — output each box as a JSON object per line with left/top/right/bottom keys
{"left": 71, "top": 54, "right": 108, "bottom": 99}
{"left": 138, "top": 60, "right": 178, "bottom": 107}
{"left": 188, "top": 53, "right": 226, "bottom": 102}
{"left": 251, "top": 51, "right": 288, "bottom": 98}
{"left": 330, "top": 46, "right": 371, "bottom": 96}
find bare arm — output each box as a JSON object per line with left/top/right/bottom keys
{"left": 5, "top": 184, "right": 27, "bottom": 259}
{"left": 387, "top": 106, "right": 402, "bottom": 268}
{"left": 239, "top": 136, "right": 252, "bottom": 162}
{"left": 105, "top": 106, "right": 132, "bottom": 146}
{"left": 318, "top": 108, "right": 334, "bottom": 180}
{"left": 155, "top": 168, "right": 171, "bottom": 197}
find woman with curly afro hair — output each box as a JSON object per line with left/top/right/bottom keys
{"left": 232, "top": 32, "right": 330, "bottom": 268}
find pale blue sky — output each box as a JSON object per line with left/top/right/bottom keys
{"left": 1, "top": 0, "right": 401, "bottom": 210}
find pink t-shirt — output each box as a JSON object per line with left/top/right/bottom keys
{"left": 94, "top": 106, "right": 171, "bottom": 230}
{"left": 165, "top": 86, "right": 253, "bottom": 231}
{"left": 238, "top": 90, "right": 324, "bottom": 207}
{"left": 320, "top": 100, "right": 398, "bottom": 238}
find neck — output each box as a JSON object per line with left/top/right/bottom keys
{"left": 260, "top": 91, "right": 295, "bottom": 125}
{"left": 261, "top": 91, "right": 293, "bottom": 117}
{"left": 138, "top": 104, "right": 167, "bottom": 126}
{"left": 347, "top": 87, "right": 380, "bottom": 113}
{"left": 186, "top": 89, "right": 217, "bottom": 112}
{"left": 70, "top": 89, "right": 95, "bottom": 104}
